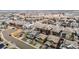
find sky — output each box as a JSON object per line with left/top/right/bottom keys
{"left": 0, "top": 0, "right": 78, "bottom": 10}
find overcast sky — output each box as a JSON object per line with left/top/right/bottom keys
{"left": 0, "top": 0, "right": 78, "bottom": 10}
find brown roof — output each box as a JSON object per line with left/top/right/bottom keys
{"left": 47, "top": 35, "right": 60, "bottom": 43}
{"left": 38, "top": 34, "right": 47, "bottom": 40}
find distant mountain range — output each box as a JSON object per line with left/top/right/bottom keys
{"left": 0, "top": 10, "right": 78, "bottom": 13}
{"left": 0, "top": 10, "right": 79, "bottom": 16}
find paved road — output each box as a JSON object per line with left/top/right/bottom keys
{"left": 1, "top": 29, "right": 34, "bottom": 49}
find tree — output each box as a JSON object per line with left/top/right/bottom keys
{"left": 1, "top": 21, "right": 6, "bottom": 25}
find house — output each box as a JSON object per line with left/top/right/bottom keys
{"left": 47, "top": 35, "right": 60, "bottom": 48}
{"left": 35, "top": 34, "right": 47, "bottom": 43}
{"left": 26, "top": 31, "right": 40, "bottom": 39}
